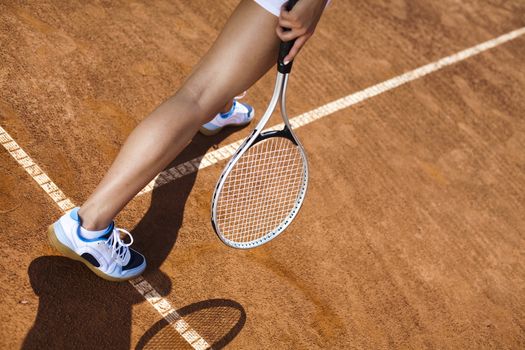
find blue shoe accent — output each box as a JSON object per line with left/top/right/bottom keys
{"left": 219, "top": 101, "right": 236, "bottom": 119}
{"left": 123, "top": 251, "right": 146, "bottom": 271}
{"left": 70, "top": 207, "right": 81, "bottom": 221}
{"left": 81, "top": 253, "right": 101, "bottom": 267}
{"left": 199, "top": 100, "right": 255, "bottom": 136}
{"left": 245, "top": 103, "right": 253, "bottom": 116}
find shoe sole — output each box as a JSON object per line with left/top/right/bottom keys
{"left": 199, "top": 109, "right": 255, "bottom": 136}
{"left": 47, "top": 224, "right": 136, "bottom": 282}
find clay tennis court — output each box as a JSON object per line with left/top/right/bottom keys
{"left": 1, "top": 0, "right": 524, "bottom": 348}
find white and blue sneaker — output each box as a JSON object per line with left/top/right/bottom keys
{"left": 47, "top": 208, "right": 146, "bottom": 282}
{"left": 199, "top": 100, "right": 255, "bottom": 136}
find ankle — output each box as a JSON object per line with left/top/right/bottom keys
{"left": 220, "top": 100, "right": 234, "bottom": 114}
{"left": 77, "top": 206, "right": 112, "bottom": 231}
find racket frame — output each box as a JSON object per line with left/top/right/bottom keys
{"left": 211, "top": 72, "right": 309, "bottom": 248}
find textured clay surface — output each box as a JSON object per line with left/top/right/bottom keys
{"left": 1, "top": 0, "right": 524, "bottom": 349}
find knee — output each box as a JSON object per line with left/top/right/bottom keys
{"left": 172, "top": 85, "right": 208, "bottom": 123}
{"left": 175, "top": 81, "right": 233, "bottom": 125}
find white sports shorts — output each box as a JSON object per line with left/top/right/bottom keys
{"left": 253, "top": 0, "right": 330, "bottom": 17}
{"left": 253, "top": 0, "right": 287, "bottom": 16}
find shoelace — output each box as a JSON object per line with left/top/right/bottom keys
{"left": 105, "top": 227, "right": 134, "bottom": 265}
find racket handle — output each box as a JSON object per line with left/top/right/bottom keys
{"left": 277, "top": 0, "right": 299, "bottom": 74}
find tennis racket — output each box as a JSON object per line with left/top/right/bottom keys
{"left": 211, "top": 0, "right": 308, "bottom": 249}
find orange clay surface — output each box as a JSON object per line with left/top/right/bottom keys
{"left": 1, "top": 0, "right": 525, "bottom": 349}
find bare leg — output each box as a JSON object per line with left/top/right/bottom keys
{"left": 79, "top": 0, "right": 280, "bottom": 230}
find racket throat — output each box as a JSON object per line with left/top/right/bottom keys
{"left": 254, "top": 127, "right": 298, "bottom": 145}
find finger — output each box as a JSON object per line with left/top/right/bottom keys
{"left": 275, "top": 26, "right": 303, "bottom": 42}
{"left": 275, "top": 26, "right": 287, "bottom": 41}
{"left": 280, "top": 5, "right": 304, "bottom": 27}
{"left": 277, "top": 17, "right": 297, "bottom": 30}
{"left": 283, "top": 35, "right": 308, "bottom": 63}
{"left": 279, "top": 4, "right": 295, "bottom": 21}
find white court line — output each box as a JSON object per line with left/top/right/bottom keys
{"left": 137, "top": 26, "right": 525, "bottom": 195}
{"left": 0, "top": 126, "right": 212, "bottom": 350}
{"left": 1, "top": 25, "right": 524, "bottom": 348}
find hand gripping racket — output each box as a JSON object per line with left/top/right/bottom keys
{"left": 211, "top": 0, "right": 308, "bottom": 249}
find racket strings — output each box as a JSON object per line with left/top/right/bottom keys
{"left": 216, "top": 137, "right": 306, "bottom": 243}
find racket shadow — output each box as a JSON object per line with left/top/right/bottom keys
{"left": 135, "top": 299, "right": 246, "bottom": 350}
{"left": 23, "top": 126, "right": 249, "bottom": 349}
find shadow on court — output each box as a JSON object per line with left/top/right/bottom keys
{"left": 136, "top": 299, "right": 246, "bottom": 350}
{"left": 23, "top": 128, "right": 247, "bottom": 349}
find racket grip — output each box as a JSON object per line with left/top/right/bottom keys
{"left": 277, "top": 0, "right": 299, "bottom": 74}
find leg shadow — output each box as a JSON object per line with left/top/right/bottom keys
{"left": 23, "top": 256, "right": 142, "bottom": 350}
{"left": 23, "top": 127, "right": 247, "bottom": 349}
